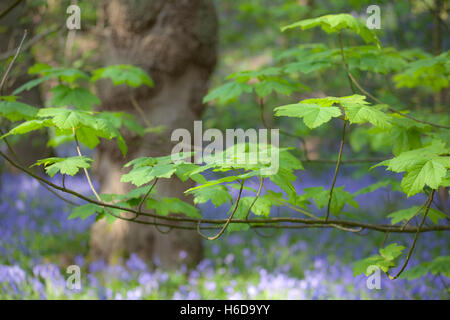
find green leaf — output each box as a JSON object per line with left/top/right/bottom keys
{"left": 399, "top": 264, "right": 430, "bottom": 280}
{"left": 203, "top": 81, "right": 253, "bottom": 104}
{"left": 32, "top": 156, "right": 93, "bottom": 177}
{"left": 121, "top": 163, "right": 177, "bottom": 187}
{"left": 354, "top": 180, "right": 391, "bottom": 195}
{"left": 0, "top": 99, "right": 38, "bottom": 122}
{"left": 146, "top": 197, "right": 200, "bottom": 218}
{"left": 301, "top": 186, "right": 358, "bottom": 216}
{"left": 0, "top": 119, "right": 51, "bottom": 139}
{"left": 282, "top": 14, "right": 381, "bottom": 48}
{"left": 400, "top": 158, "right": 447, "bottom": 197}
{"left": 248, "top": 195, "right": 272, "bottom": 217}
{"left": 373, "top": 141, "right": 449, "bottom": 197}
{"left": 14, "top": 66, "right": 89, "bottom": 94}
{"left": 388, "top": 205, "right": 446, "bottom": 225}
{"left": 253, "top": 77, "right": 302, "bottom": 98}
{"left": 227, "top": 197, "right": 253, "bottom": 233}
{"left": 353, "top": 255, "right": 392, "bottom": 276}
{"left": 274, "top": 103, "right": 341, "bottom": 129}
{"left": 75, "top": 127, "right": 100, "bottom": 149}
{"left": 50, "top": 85, "right": 101, "bottom": 111}
{"left": 69, "top": 203, "right": 100, "bottom": 220}
{"left": 393, "top": 52, "right": 450, "bottom": 92}
{"left": 343, "top": 103, "right": 391, "bottom": 128}
{"left": 379, "top": 243, "right": 405, "bottom": 261}
{"left": 190, "top": 185, "right": 232, "bottom": 207}
{"left": 91, "top": 65, "right": 153, "bottom": 88}
{"left": 428, "top": 256, "right": 450, "bottom": 277}
{"left": 37, "top": 108, "right": 96, "bottom": 130}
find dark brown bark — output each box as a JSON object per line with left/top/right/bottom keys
{"left": 89, "top": 0, "right": 218, "bottom": 268}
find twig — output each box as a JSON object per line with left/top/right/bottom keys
{"left": 0, "top": 29, "right": 27, "bottom": 95}
{"left": 387, "top": 190, "right": 435, "bottom": 280}
{"left": 197, "top": 179, "right": 244, "bottom": 240}
{"left": 1, "top": 148, "right": 449, "bottom": 234}
{"left": 245, "top": 177, "right": 264, "bottom": 219}
{"left": 0, "top": 25, "right": 60, "bottom": 61}
{"left": 0, "top": 0, "right": 24, "bottom": 20}
{"left": 325, "top": 120, "right": 347, "bottom": 221}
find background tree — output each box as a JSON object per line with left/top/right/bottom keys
{"left": 89, "top": 0, "right": 218, "bottom": 267}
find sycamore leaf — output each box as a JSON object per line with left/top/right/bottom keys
{"left": 399, "top": 256, "right": 450, "bottom": 280}
{"left": 274, "top": 103, "right": 342, "bottom": 129}
{"left": 302, "top": 186, "right": 358, "bottom": 216}
{"left": 203, "top": 82, "right": 253, "bottom": 104}
{"left": 373, "top": 141, "right": 449, "bottom": 197}
{"left": 253, "top": 77, "right": 303, "bottom": 98}
{"left": 428, "top": 256, "right": 450, "bottom": 277}
{"left": 268, "top": 167, "right": 297, "bottom": 200}
{"left": 0, "top": 119, "right": 52, "bottom": 139}
{"left": 0, "top": 99, "right": 38, "bottom": 122}
{"left": 190, "top": 185, "right": 232, "bottom": 207}
{"left": 227, "top": 197, "right": 253, "bottom": 233}
{"left": 248, "top": 195, "right": 272, "bottom": 217}
{"left": 379, "top": 243, "right": 405, "bottom": 261}
{"left": 354, "top": 243, "right": 405, "bottom": 276}
{"left": 399, "top": 264, "right": 430, "bottom": 280}
{"left": 14, "top": 66, "right": 89, "bottom": 94}
{"left": 400, "top": 158, "right": 447, "bottom": 197}
{"left": 146, "top": 197, "right": 200, "bottom": 218}
{"left": 50, "top": 85, "right": 101, "bottom": 111}
{"left": 344, "top": 103, "right": 391, "bottom": 128}
{"left": 75, "top": 127, "right": 101, "bottom": 149}
{"left": 37, "top": 108, "right": 96, "bottom": 130}
{"left": 69, "top": 203, "right": 100, "bottom": 220}
{"left": 353, "top": 255, "right": 394, "bottom": 276}
{"left": 354, "top": 180, "right": 392, "bottom": 195}
{"left": 121, "top": 162, "right": 178, "bottom": 187}
{"left": 393, "top": 52, "right": 450, "bottom": 92}
{"left": 91, "top": 65, "right": 153, "bottom": 88}
{"left": 32, "top": 156, "right": 93, "bottom": 177}
{"left": 282, "top": 14, "right": 381, "bottom": 48}
{"left": 388, "top": 205, "right": 446, "bottom": 225}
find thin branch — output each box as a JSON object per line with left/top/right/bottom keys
{"left": 324, "top": 33, "right": 353, "bottom": 222}
{"left": 130, "top": 96, "right": 152, "bottom": 128}
{"left": 73, "top": 128, "right": 101, "bottom": 201}
{"left": 245, "top": 177, "right": 263, "bottom": 219}
{"left": 197, "top": 179, "right": 244, "bottom": 240}
{"left": 0, "top": 25, "right": 60, "bottom": 61}
{"left": 325, "top": 120, "right": 347, "bottom": 221}
{"left": 0, "top": 29, "right": 27, "bottom": 95}
{"left": 137, "top": 178, "right": 158, "bottom": 216}
{"left": 1, "top": 148, "right": 449, "bottom": 234}
{"left": 387, "top": 190, "right": 435, "bottom": 280}
{"left": 0, "top": 0, "right": 24, "bottom": 21}
{"left": 401, "top": 200, "right": 428, "bottom": 231}
{"left": 72, "top": 127, "right": 137, "bottom": 222}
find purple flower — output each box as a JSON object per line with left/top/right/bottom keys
{"left": 126, "top": 254, "right": 147, "bottom": 272}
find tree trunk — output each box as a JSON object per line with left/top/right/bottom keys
{"left": 89, "top": 0, "right": 217, "bottom": 268}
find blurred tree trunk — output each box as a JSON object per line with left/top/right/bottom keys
{"left": 90, "top": 0, "right": 217, "bottom": 268}
{"left": 0, "top": 1, "right": 52, "bottom": 169}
